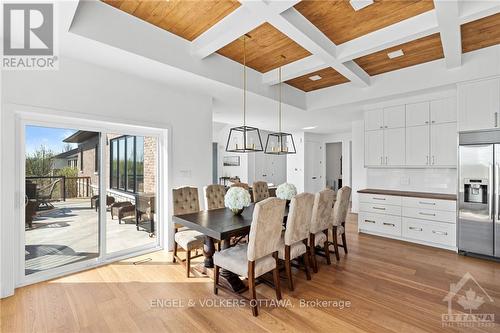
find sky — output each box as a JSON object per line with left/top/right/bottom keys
{"left": 25, "top": 125, "right": 77, "bottom": 155}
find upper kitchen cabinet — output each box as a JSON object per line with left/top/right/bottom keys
{"left": 430, "top": 98, "right": 456, "bottom": 124}
{"left": 406, "top": 102, "right": 430, "bottom": 127}
{"left": 365, "top": 106, "right": 405, "bottom": 131}
{"left": 458, "top": 78, "right": 500, "bottom": 132}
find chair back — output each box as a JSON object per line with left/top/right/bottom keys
{"left": 284, "top": 193, "right": 314, "bottom": 246}
{"left": 310, "top": 189, "right": 335, "bottom": 234}
{"left": 172, "top": 187, "right": 199, "bottom": 215}
{"left": 247, "top": 197, "right": 286, "bottom": 261}
{"left": 252, "top": 181, "right": 270, "bottom": 203}
{"left": 204, "top": 185, "right": 226, "bottom": 210}
{"left": 230, "top": 182, "right": 250, "bottom": 191}
{"left": 332, "top": 186, "right": 352, "bottom": 226}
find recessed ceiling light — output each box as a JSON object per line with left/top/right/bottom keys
{"left": 309, "top": 75, "right": 322, "bottom": 81}
{"left": 349, "top": 0, "right": 374, "bottom": 11}
{"left": 387, "top": 49, "right": 404, "bottom": 59}
{"left": 302, "top": 126, "right": 317, "bottom": 130}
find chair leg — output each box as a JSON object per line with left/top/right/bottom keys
{"left": 323, "top": 229, "right": 331, "bottom": 265}
{"left": 332, "top": 227, "right": 340, "bottom": 261}
{"left": 284, "top": 245, "right": 294, "bottom": 291}
{"left": 341, "top": 222, "right": 348, "bottom": 254}
{"left": 186, "top": 250, "right": 191, "bottom": 278}
{"left": 214, "top": 265, "right": 220, "bottom": 295}
{"left": 302, "top": 240, "right": 311, "bottom": 280}
{"left": 272, "top": 252, "right": 282, "bottom": 300}
{"left": 248, "top": 261, "right": 258, "bottom": 317}
{"left": 309, "top": 233, "right": 318, "bottom": 273}
{"left": 173, "top": 242, "right": 178, "bottom": 263}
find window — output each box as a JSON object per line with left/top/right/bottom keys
{"left": 110, "top": 135, "right": 145, "bottom": 193}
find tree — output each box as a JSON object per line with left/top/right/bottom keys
{"left": 25, "top": 145, "right": 55, "bottom": 176}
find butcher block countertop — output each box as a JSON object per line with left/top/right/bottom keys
{"left": 357, "top": 189, "right": 457, "bottom": 201}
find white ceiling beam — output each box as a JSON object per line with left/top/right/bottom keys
{"left": 191, "top": 1, "right": 299, "bottom": 59}
{"left": 241, "top": 0, "right": 370, "bottom": 87}
{"left": 434, "top": 0, "right": 461, "bottom": 69}
{"left": 263, "top": 55, "right": 326, "bottom": 85}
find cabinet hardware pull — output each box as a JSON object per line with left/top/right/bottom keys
{"left": 426, "top": 156, "right": 429, "bottom": 165}
{"left": 380, "top": 156, "right": 383, "bottom": 165}
{"left": 431, "top": 120, "right": 435, "bottom": 124}
{"left": 419, "top": 212, "right": 436, "bottom": 216}
{"left": 373, "top": 207, "right": 386, "bottom": 210}
{"left": 364, "top": 220, "right": 376, "bottom": 224}
{"left": 419, "top": 201, "right": 436, "bottom": 205}
{"left": 385, "top": 156, "right": 388, "bottom": 165}
{"left": 383, "top": 223, "right": 395, "bottom": 227}
{"left": 425, "top": 121, "right": 429, "bottom": 124}
{"left": 495, "top": 112, "right": 499, "bottom": 128}
{"left": 432, "top": 156, "right": 435, "bottom": 165}
{"left": 432, "top": 230, "right": 448, "bottom": 236}
{"left": 380, "top": 126, "right": 384, "bottom": 129}
{"left": 409, "top": 227, "right": 423, "bottom": 231}
{"left": 373, "top": 197, "right": 386, "bottom": 201}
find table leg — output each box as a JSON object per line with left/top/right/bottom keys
{"left": 219, "top": 238, "right": 246, "bottom": 293}
{"left": 203, "top": 236, "right": 215, "bottom": 268}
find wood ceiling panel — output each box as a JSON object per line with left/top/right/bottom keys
{"left": 294, "top": 0, "right": 435, "bottom": 45}
{"left": 286, "top": 67, "right": 349, "bottom": 92}
{"left": 461, "top": 13, "right": 500, "bottom": 54}
{"left": 354, "top": 33, "right": 444, "bottom": 76}
{"left": 216, "top": 23, "right": 311, "bottom": 73}
{"left": 102, "top": 0, "right": 240, "bottom": 41}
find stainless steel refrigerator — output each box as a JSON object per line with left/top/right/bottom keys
{"left": 458, "top": 130, "right": 500, "bottom": 258}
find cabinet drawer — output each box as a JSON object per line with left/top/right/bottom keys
{"left": 402, "top": 207, "right": 456, "bottom": 224}
{"left": 358, "top": 213, "right": 402, "bottom": 236}
{"left": 402, "top": 197, "right": 456, "bottom": 211}
{"left": 360, "top": 202, "right": 401, "bottom": 216}
{"left": 402, "top": 218, "right": 456, "bottom": 247}
{"left": 358, "top": 213, "right": 380, "bottom": 233}
{"left": 379, "top": 216, "right": 402, "bottom": 236}
{"left": 359, "top": 193, "right": 402, "bottom": 206}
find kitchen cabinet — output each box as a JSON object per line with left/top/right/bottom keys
{"left": 406, "top": 125, "right": 430, "bottom": 166}
{"left": 365, "top": 105, "right": 405, "bottom": 131}
{"left": 384, "top": 128, "right": 405, "bottom": 166}
{"left": 365, "top": 130, "right": 384, "bottom": 166}
{"left": 406, "top": 102, "right": 430, "bottom": 127}
{"left": 458, "top": 78, "right": 500, "bottom": 132}
{"left": 430, "top": 98, "right": 456, "bottom": 124}
{"left": 365, "top": 109, "right": 384, "bottom": 131}
{"left": 430, "top": 122, "right": 457, "bottom": 166}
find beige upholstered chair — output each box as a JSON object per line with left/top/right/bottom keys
{"left": 278, "top": 192, "right": 314, "bottom": 290}
{"left": 213, "top": 197, "right": 286, "bottom": 317}
{"left": 309, "top": 188, "right": 335, "bottom": 273}
{"left": 230, "top": 182, "right": 250, "bottom": 191}
{"left": 203, "top": 185, "right": 226, "bottom": 210}
{"left": 327, "top": 186, "right": 352, "bottom": 260}
{"left": 252, "top": 181, "right": 269, "bottom": 203}
{"left": 172, "top": 187, "right": 204, "bottom": 277}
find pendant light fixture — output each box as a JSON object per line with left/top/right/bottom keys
{"left": 225, "top": 35, "right": 263, "bottom": 153}
{"left": 264, "top": 56, "right": 296, "bottom": 155}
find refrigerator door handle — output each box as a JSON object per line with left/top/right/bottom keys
{"left": 490, "top": 163, "right": 495, "bottom": 220}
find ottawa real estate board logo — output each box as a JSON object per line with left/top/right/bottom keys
{"left": 2, "top": 2, "right": 58, "bottom": 70}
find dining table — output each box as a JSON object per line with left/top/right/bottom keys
{"left": 172, "top": 203, "right": 289, "bottom": 292}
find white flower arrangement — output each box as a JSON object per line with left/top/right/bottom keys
{"left": 276, "top": 183, "right": 297, "bottom": 201}
{"left": 224, "top": 187, "right": 251, "bottom": 210}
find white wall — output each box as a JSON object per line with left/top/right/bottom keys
{"left": 1, "top": 57, "right": 213, "bottom": 297}
{"left": 351, "top": 120, "right": 367, "bottom": 213}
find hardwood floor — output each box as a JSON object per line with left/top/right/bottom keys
{"left": 2, "top": 213, "right": 499, "bottom": 332}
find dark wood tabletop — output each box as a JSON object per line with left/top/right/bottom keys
{"left": 172, "top": 203, "right": 289, "bottom": 240}
{"left": 357, "top": 188, "right": 457, "bottom": 201}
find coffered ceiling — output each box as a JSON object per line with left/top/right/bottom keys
{"left": 102, "top": 0, "right": 500, "bottom": 93}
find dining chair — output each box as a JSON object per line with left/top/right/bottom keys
{"left": 279, "top": 192, "right": 314, "bottom": 291}
{"left": 172, "top": 187, "right": 204, "bottom": 277}
{"left": 213, "top": 197, "right": 286, "bottom": 317}
{"left": 327, "top": 186, "right": 352, "bottom": 261}
{"left": 203, "top": 184, "right": 226, "bottom": 210}
{"left": 309, "top": 188, "right": 335, "bottom": 273}
{"left": 252, "top": 181, "right": 269, "bottom": 203}
{"left": 230, "top": 182, "right": 250, "bottom": 191}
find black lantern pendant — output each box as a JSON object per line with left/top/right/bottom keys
{"left": 226, "top": 35, "right": 263, "bottom": 153}
{"left": 265, "top": 59, "right": 296, "bottom": 155}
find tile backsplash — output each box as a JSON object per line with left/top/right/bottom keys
{"left": 367, "top": 168, "right": 457, "bottom": 194}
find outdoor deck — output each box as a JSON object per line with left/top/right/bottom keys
{"left": 25, "top": 198, "right": 156, "bottom": 275}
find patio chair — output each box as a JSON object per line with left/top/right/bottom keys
{"left": 25, "top": 196, "right": 36, "bottom": 229}
{"left": 91, "top": 195, "right": 116, "bottom": 211}
{"left": 37, "top": 179, "right": 60, "bottom": 210}
{"left": 111, "top": 201, "right": 135, "bottom": 223}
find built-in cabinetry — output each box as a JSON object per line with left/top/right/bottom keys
{"left": 358, "top": 192, "right": 457, "bottom": 250}
{"left": 458, "top": 77, "right": 500, "bottom": 132}
{"left": 365, "top": 97, "right": 457, "bottom": 168}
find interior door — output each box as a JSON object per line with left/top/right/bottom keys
{"left": 305, "top": 141, "right": 323, "bottom": 193}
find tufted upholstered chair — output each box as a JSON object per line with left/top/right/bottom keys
{"left": 172, "top": 187, "right": 204, "bottom": 277}
{"left": 252, "top": 181, "right": 270, "bottom": 203}
{"left": 327, "top": 186, "right": 352, "bottom": 261}
{"left": 230, "top": 182, "right": 250, "bottom": 192}
{"left": 203, "top": 185, "right": 226, "bottom": 210}
{"left": 213, "top": 197, "right": 285, "bottom": 317}
{"left": 278, "top": 192, "right": 314, "bottom": 290}
{"left": 309, "top": 188, "right": 335, "bottom": 273}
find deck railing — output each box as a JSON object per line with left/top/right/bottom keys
{"left": 26, "top": 176, "right": 92, "bottom": 201}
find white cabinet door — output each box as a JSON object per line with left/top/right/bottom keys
{"left": 430, "top": 122, "right": 457, "bottom": 167}
{"left": 406, "top": 125, "right": 430, "bottom": 166}
{"left": 458, "top": 78, "right": 500, "bottom": 131}
{"left": 365, "top": 130, "right": 384, "bottom": 166}
{"left": 384, "top": 128, "right": 405, "bottom": 166}
{"left": 383, "top": 105, "right": 405, "bottom": 128}
{"left": 365, "top": 109, "right": 384, "bottom": 131}
{"left": 430, "top": 98, "right": 456, "bottom": 124}
{"left": 406, "top": 102, "right": 430, "bottom": 127}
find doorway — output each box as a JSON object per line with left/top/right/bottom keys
{"left": 326, "top": 142, "right": 342, "bottom": 192}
